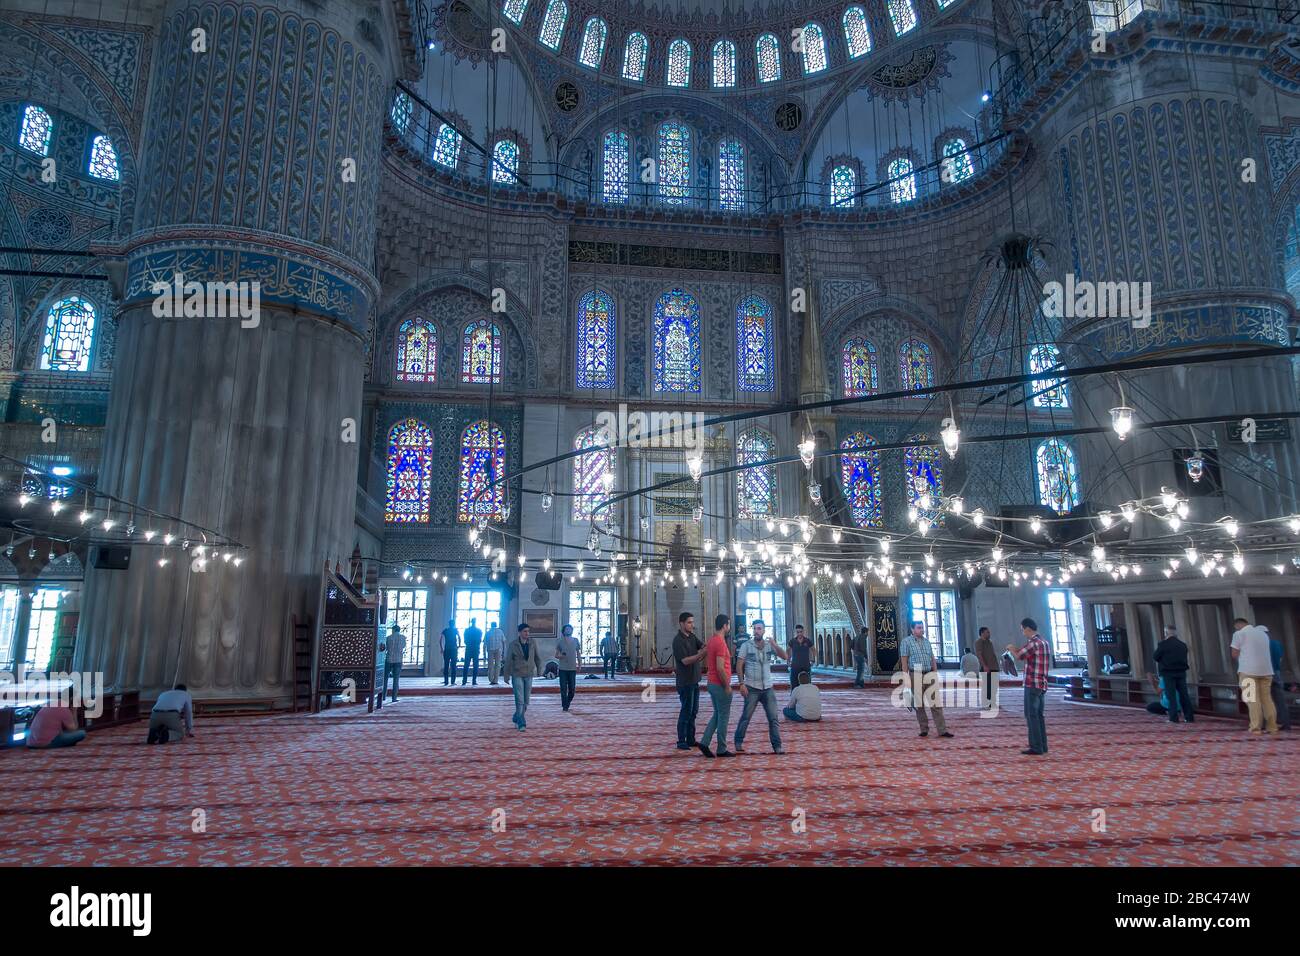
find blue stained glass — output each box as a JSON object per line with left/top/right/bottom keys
{"left": 623, "top": 32, "right": 648, "bottom": 80}
{"left": 736, "top": 294, "right": 773, "bottom": 391}
{"left": 843, "top": 6, "right": 872, "bottom": 57}
{"left": 461, "top": 319, "right": 502, "bottom": 383}
{"left": 830, "top": 164, "right": 857, "bottom": 207}
{"left": 492, "top": 139, "right": 519, "bottom": 183}
{"left": 19, "top": 105, "right": 52, "bottom": 155}
{"left": 841, "top": 338, "right": 878, "bottom": 396}
{"left": 888, "top": 156, "right": 916, "bottom": 203}
{"left": 88, "top": 135, "right": 119, "bottom": 180}
{"left": 539, "top": 0, "right": 567, "bottom": 49}
{"left": 840, "top": 432, "right": 882, "bottom": 528}
{"left": 386, "top": 419, "right": 434, "bottom": 523}
{"left": 395, "top": 317, "right": 437, "bottom": 382}
{"left": 652, "top": 288, "right": 701, "bottom": 392}
{"left": 1037, "top": 439, "right": 1081, "bottom": 514}
{"left": 712, "top": 39, "right": 736, "bottom": 87}
{"left": 899, "top": 337, "right": 933, "bottom": 392}
{"left": 602, "top": 129, "right": 629, "bottom": 203}
{"left": 390, "top": 92, "right": 412, "bottom": 134}
{"left": 667, "top": 39, "right": 692, "bottom": 87}
{"left": 579, "top": 17, "right": 607, "bottom": 68}
{"left": 1029, "top": 344, "right": 1068, "bottom": 408}
{"left": 503, "top": 0, "right": 529, "bottom": 24}
{"left": 718, "top": 139, "right": 745, "bottom": 210}
{"left": 658, "top": 122, "right": 691, "bottom": 205}
{"left": 888, "top": 0, "right": 918, "bottom": 36}
{"left": 576, "top": 289, "right": 616, "bottom": 388}
{"left": 905, "top": 436, "right": 943, "bottom": 524}
{"left": 756, "top": 33, "right": 782, "bottom": 82}
{"left": 573, "top": 426, "right": 615, "bottom": 521}
{"left": 40, "top": 295, "right": 96, "bottom": 372}
{"left": 433, "top": 123, "right": 462, "bottom": 168}
{"left": 458, "top": 421, "right": 507, "bottom": 523}
{"left": 800, "top": 23, "right": 827, "bottom": 74}
{"left": 942, "top": 137, "right": 974, "bottom": 184}
{"left": 737, "top": 429, "right": 776, "bottom": 519}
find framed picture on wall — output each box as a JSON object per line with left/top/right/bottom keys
{"left": 525, "top": 609, "right": 557, "bottom": 639}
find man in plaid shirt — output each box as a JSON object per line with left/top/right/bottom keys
{"left": 1009, "top": 617, "right": 1050, "bottom": 755}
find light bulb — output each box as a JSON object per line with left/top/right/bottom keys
{"left": 1121, "top": 503, "right": 1137, "bottom": 523}
{"left": 687, "top": 453, "right": 704, "bottom": 482}
{"left": 808, "top": 481, "right": 822, "bottom": 505}
{"left": 49, "top": 500, "right": 62, "bottom": 515}
{"left": 1030, "top": 516, "right": 1042, "bottom": 534}
{"left": 918, "top": 492, "right": 932, "bottom": 510}
{"left": 1185, "top": 455, "right": 1205, "bottom": 482}
{"left": 1288, "top": 516, "right": 1300, "bottom": 534}
{"left": 1168, "top": 516, "right": 1182, "bottom": 532}
{"left": 940, "top": 421, "right": 960, "bottom": 458}
{"left": 1110, "top": 405, "right": 1135, "bottom": 440}
{"left": 879, "top": 538, "right": 891, "bottom": 554}
{"left": 831, "top": 528, "right": 841, "bottom": 544}
{"left": 992, "top": 547, "right": 1003, "bottom": 562}
{"left": 1185, "top": 547, "right": 1199, "bottom": 565}
{"left": 540, "top": 491, "right": 553, "bottom": 513}
{"left": 692, "top": 504, "right": 703, "bottom": 523}
{"left": 1221, "top": 517, "right": 1239, "bottom": 537}
{"left": 1092, "top": 544, "right": 1106, "bottom": 562}
{"left": 972, "top": 508, "right": 985, "bottom": 527}
{"left": 797, "top": 436, "right": 816, "bottom": 470}
{"left": 949, "top": 496, "right": 963, "bottom": 515}
{"left": 102, "top": 518, "right": 115, "bottom": 531}
{"left": 164, "top": 533, "right": 175, "bottom": 546}
{"left": 79, "top": 510, "right": 92, "bottom": 524}
{"left": 1176, "top": 501, "right": 1189, "bottom": 519}
{"left": 18, "top": 493, "right": 30, "bottom": 508}
{"left": 1160, "top": 488, "right": 1177, "bottom": 511}
{"left": 1098, "top": 511, "right": 1113, "bottom": 529}
{"left": 144, "top": 530, "right": 156, "bottom": 542}
{"left": 1232, "top": 553, "right": 1245, "bottom": 574}
{"left": 600, "top": 468, "right": 616, "bottom": 493}
{"left": 918, "top": 517, "right": 930, "bottom": 536}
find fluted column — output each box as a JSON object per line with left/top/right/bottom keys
{"left": 77, "top": 0, "right": 393, "bottom": 700}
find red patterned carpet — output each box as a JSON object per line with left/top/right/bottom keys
{"left": 1, "top": 685, "right": 1296, "bottom": 866}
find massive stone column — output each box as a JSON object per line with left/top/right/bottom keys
{"left": 76, "top": 0, "right": 393, "bottom": 700}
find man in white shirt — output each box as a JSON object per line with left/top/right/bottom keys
{"left": 783, "top": 671, "right": 822, "bottom": 722}
{"left": 960, "top": 646, "right": 980, "bottom": 677}
{"left": 381, "top": 624, "right": 404, "bottom": 702}
{"left": 554, "top": 623, "right": 581, "bottom": 711}
{"left": 733, "top": 620, "right": 785, "bottom": 754}
{"left": 147, "top": 684, "right": 195, "bottom": 744}
{"left": 485, "top": 621, "right": 506, "bottom": 685}
{"left": 1231, "top": 618, "right": 1279, "bottom": 734}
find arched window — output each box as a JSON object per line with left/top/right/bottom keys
{"left": 19, "top": 105, "right": 52, "bottom": 155}
{"left": 491, "top": 139, "right": 520, "bottom": 184}
{"left": 658, "top": 121, "right": 691, "bottom": 204}
{"left": 602, "top": 129, "right": 629, "bottom": 203}
{"left": 756, "top": 33, "right": 782, "bottom": 82}
{"left": 830, "top": 164, "right": 857, "bottom": 207}
{"left": 385, "top": 419, "right": 434, "bottom": 523}
{"left": 579, "top": 17, "right": 607, "bottom": 68}
{"left": 432, "top": 123, "right": 462, "bottom": 168}
{"left": 799, "top": 23, "right": 827, "bottom": 74}
{"left": 667, "top": 38, "right": 692, "bottom": 87}
{"left": 843, "top": 6, "right": 872, "bottom": 57}
{"left": 623, "top": 31, "right": 648, "bottom": 80}
{"left": 1037, "top": 439, "right": 1081, "bottom": 514}
{"left": 899, "top": 337, "right": 934, "bottom": 392}
{"left": 39, "top": 295, "right": 97, "bottom": 372}
{"left": 1029, "top": 344, "right": 1068, "bottom": 408}
{"left": 712, "top": 39, "right": 736, "bottom": 87}
{"left": 941, "top": 137, "right": 974, "bottom": 184}
{"left": 576, "top": 289, "right": 616, "bottom": 389}
{"left": 840, "top": 432, "right": 883, "bottom": 528}
{"left": 905, "top": 437, "right": 943, "bottom": 522}
{"left": 737, "top": 429, "right": 776, "bottom": 519}
{"left": 88, "top": 134, "right": 119, "bottom": 180}
{"left": 503, "top": 0, "right": 529, "bottom": 24}
{"left": 390, "top": 92, "right": 412, "bottom": 134}
{"left": 718, "top": 139, "right": 745, "bottom": 210}
{"left": 573, "top": 426, "right": 615, "bottom": 522}
{"left": 652, "top": 288, "right": 701, "bottom": 393}
{"left": 458, "top": 421, "right": 507, "bottom": 523}
{"left": 395, "top": 317, "right": 437, "bottom": 383}
{"left": 887, "top": 155, "right": 916, "bottom": 203}
{"left": 887, "top": 0, "right": 918, "bottom": 36}
{"left": 842, "top": 338, "right": 879, "bottom": 396}
{"left": 736, "top": 294, "right": 774, "bottom": 391}
{"left": 539, "top": 0, "right": 567, "bottom": 49}
{"left": 461, "top": 319, "right": 502, "bottom": 384}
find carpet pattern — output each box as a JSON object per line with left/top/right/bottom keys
{"left": 0, "top": 686, "right": 1295, "bottom": 866}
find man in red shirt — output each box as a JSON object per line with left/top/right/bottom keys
{"left": 1009, "top": 617, "right": 1050, "bottom": 755}
{"left": 698, "top": 614, "right": 735, "bottom": 758}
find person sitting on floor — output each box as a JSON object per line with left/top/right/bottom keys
{"left": 26, "top": 704, "right": 85, "bottom": 749}
{"left": 147, "top": 683, "right": 195, "bottom": 744}
{"left": 1145, "top": 673, "right": 1171, "bottom": 716}
{"left": 782, "top": 671, "right": 822, "bottom": 723}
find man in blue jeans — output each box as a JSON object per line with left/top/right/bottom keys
{"left": 672, "top": 612, "right": 705, "bottom": 750}
{"left": 503, "top": 623, "right": 542, "bottom": 730}
{"left": 1010, "top": 618, "right": 1050, "bottom": 755}
{"left": 733, "top": 620, "right": 786, "bottom": 754}
{"left": 787, "top": 624, "right": 815, "bottom": 703}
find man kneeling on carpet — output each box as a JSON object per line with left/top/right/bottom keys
{"left": 783, "top": 671, "right": 822, "bottom": 723}
{"left": 147, "top": 683, "right": 194, "bottom": 744}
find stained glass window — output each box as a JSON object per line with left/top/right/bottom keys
{"left": 756, "top": 33, "right": 782, "bottom": 82}
{"left": 390, "top": 92, "right": 412, "bottom": 134}
{"left": 888, "top": 155, "right": 916, "bottom": 203}
{"left": 843, "top": 6, "right": 872, "bottom": 57}
{"left": 905, "top": 436, "right": 943, "bottom": 523}
{"left": 841, "top": 338, "right": 878, "bottom": 396}
{"left": 718, "top": 139, "right": 745, "bottom": 210}
{"left": 1029, "top": 344, "right": 1068, "bottom": 408}
{"left": 492, "top": 139, "right": 519, "bottom": 184}
{"left": 87, "top": 135, "right": 119, "bottom": 180}
{"left": 667, "top": 39, "right": 692, "bottom": 87}
{"left": 385, "top": 419, "right": 434, "bottom": 523}
{"left": 461, "top": 319, "right": 502, "bottom": 384}
{"left": 658, "top": 122, "right": 691, "bottom": 205}
{"left": 1037, "top": 438, "right": 1081, "bottom": 514}
{"left": 888, "top": 0, "right": 918, "bottom": 36}
{"left": 579, "top": 17, "right": 607, "bottom": 68}
{"left": 458, "top": 421, "right": 507, "bottom": 523}
{"left": 395, "top": 317, "right": 437, "bottom": 382}
{"left": 840, "top": 432, "right": 883, "bottom": 528}
{"left": 576, "top": 289, "right": 616, "bottom": 389}
{"left": 899, "top": 337, "right": 934, "bottom": 392}
{"left": 602, "top": 129, "right": 629, "bottom": 203}
{"left": 503, "top": 0, "right": 529, "bottom": 24}
{"left": 942, "top": 137, "right": 974, "bottom": 184}
{"left": 830, "top": 163, "right": 857, "bottom": 207}
{"left": 39, "top": 295, "right": 97, "bottom": 372}
{"left": 737, "top": 429, "right": 776, "bottom": 519}
{"left": 539, "top": 0, "right": 567, "bottom": 49}
{"left": 573, "top": 426, "right": 615, "bottom": 521}
{"left": 712, "top": 39, "right": 736, "bottom": 87}
{"left": 19, "top": 105, "right": 52, "bottom": 155}
{"left": 799, "top": 23, "right": 827, "bottom": 74}
{"left": 432, "top": 123, "right": 462, "bottom": 168}
{"left": 652, "top": 288, "right": 701, "bottom": 393}
{"left": 623, "top": 32, "right": 648, "bottom": 80}
{"left": 736, "top": 295, "right": 773, "bottom": 391}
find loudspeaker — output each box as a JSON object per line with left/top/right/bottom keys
{"left": 95, "top": 546, "right": 131, "bottom": 570}
{"left": 534, "top": 570, "right": 563, "bottom": 590}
